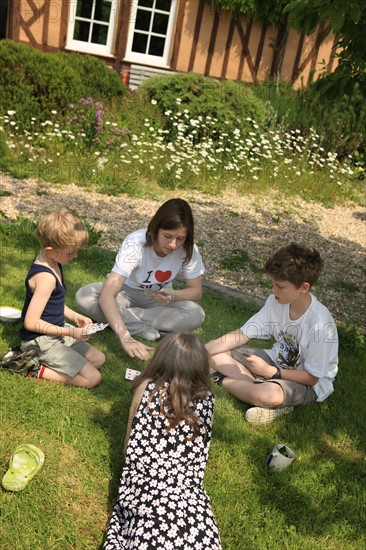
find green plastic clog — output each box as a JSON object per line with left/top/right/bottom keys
{"left": 2, "top": 444, "right": 45, "bottom": 491}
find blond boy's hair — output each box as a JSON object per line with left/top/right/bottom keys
{"left": 36, "top": 208, "right": 89, "bottom": 249}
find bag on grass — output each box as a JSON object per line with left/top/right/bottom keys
{"left": 0, "top": 346, "right": 40, "bottom": 374}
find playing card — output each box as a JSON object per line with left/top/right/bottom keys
{"left": 125, "top": 368, "right": 141, "bottom": 381}
{"left": 81, "top": 322, "right": 109, "bottom": 336}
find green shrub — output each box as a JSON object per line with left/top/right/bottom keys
{"left": 63, "top": 52, "right": 126, "bottom": 101}
{"left": 0, "top": 130, "right": 8, "bottom": 160}
{"left": 254, "top": 80, "right": 366, "bottom": 159}
{"left": 0, "top": 44, "right": 40, "bottom": 127}
{"left": 0, "top": 40, "right": 125, "bottom": 129}
{"left": 115, "top": 88, "right": 165, "bottom": 135}
{"left": 220, "top": 249, "right": 251, "bottom": 271}
{"left": 338, "top": 325, "right": 365, "bottom": 355}
{"left": 141, "top": 72, "right": 265, "bottom": 140}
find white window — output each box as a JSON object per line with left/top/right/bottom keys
{"left": 66, "top": 0, "right": 118, "bottom": 57}
{"left": 125, "top": 0, "right": 178, "bottom": 67}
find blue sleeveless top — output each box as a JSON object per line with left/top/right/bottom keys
{"left": 19, "top": 262, "right": 66, "bottom": 341}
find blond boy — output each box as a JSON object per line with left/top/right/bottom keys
{"left": 19, "top": 209, "right": 105, "bottom": 387}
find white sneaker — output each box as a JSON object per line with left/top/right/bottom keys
{"left": 140, "top": 327, "right": 160, "bottom": 341}
{"left": 130, "top": 326, "right": 160, "bottom": 341}
{"left": 245, "top": 406, "right": 294, "bottom": 424}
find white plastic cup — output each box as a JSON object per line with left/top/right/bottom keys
{"left": 267, "top": 443, "right": 296, "bottom": 470}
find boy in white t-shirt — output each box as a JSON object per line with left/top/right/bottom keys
{"left": 206, "top": 243, "right": 338, "bottom": 424}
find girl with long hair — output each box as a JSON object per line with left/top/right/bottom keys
{"left": 103, "top": 333, "right": 221, "bottom": 550}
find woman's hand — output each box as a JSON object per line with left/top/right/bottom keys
{"left": 122, "top": 336, "right": 154, "bottom": 361}
{"left": 149, "top": 289, "right": 175, "bottom": 305}
{"left": 148, "top": 276, "right": 203, "bottom": 304}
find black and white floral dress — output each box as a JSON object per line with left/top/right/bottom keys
{"left": 103, "top": 381, "right": 221, "bottom": 550}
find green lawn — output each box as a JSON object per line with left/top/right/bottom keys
{"left": 1, "top": 218, "right": 365, "bottom": 549}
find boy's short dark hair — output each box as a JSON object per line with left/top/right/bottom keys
{"left": 265, "top": 243, "right": 323, "bottom": 288}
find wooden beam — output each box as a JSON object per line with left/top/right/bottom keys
{"left": 188, "top": 0, "right": 205, "bottom": 72}
{"left": 113, "top": 0, "right": 131, "bottom": 71}
{"left": 25, "top": 0, "right": 45, "bottom": 27}
{"left": 270, "top": 23, "right": 288, "bottom": 78}
{"left": 221, "top": 17, "right": 235, "bottom": 80}
{"left": 327, "top": 32, "right": 340, "bottom": 73}
{"left": 42, "top": 0, "right": 51, "bottom": 47}
{"left": 297, "top": 21, "right": 328, "bottom": 84}
{"left": 204, "top": 8, "right": 220, "bottom": 76}
{"left": 236, "top": 17, "right": 256, "bottom": 82}
{"left": 291, "top": 30, "right": 305, "bottom": 82}
{"left": 255, "top": 23, "right": 267, "bottom": 74}
{"left": 8, "top": 0, "right": 21, "bottom": 41}
{"left": 59, "top": 0, "right": 69, "bottom": 48}
{"left": 170, "top": 0, "right": 186, "bottom": 70}
{"left": 19, "top": 16, "right": 37, "bottom": 46}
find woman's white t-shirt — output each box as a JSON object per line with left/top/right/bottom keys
{"left": 112, "top": 228, "right": 205, "bottom": 291}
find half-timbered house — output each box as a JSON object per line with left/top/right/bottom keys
{"left": 1, "top": 1, "right": 339, "bottom": 88}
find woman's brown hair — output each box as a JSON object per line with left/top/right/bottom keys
{"left": 132, "top": 332, "right": 212, "bottom": 437}
{"left": 144, "top": 199, "right": 195, "bottom": 263}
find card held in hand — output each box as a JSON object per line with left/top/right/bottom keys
{"left": 81, "top": 323, "right": 109, "bottom": 336}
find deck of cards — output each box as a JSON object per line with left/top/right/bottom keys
{"left": 125, "top": 368, "right": 141, "bottom": 381}
{"left": 81, "top": 322, "right": 109, "bottom": 336}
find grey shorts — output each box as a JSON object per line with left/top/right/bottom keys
{"left": 231, "top": 346, "right": 317, "bottom": 408}
{"left": 21, "top": 335, "right": 92, "bottom": 378}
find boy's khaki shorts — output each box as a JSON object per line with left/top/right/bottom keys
{"left": 21, "top": 335, "right": 92, "bottom": 378}
{"left": 231, "top": 347, "right": 317, "bottom": 408}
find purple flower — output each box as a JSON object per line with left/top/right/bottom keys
{"left": 79, "top": 97, "right": 94, "bottom": 105}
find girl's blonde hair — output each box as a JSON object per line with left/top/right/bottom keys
{"left": 36, "top": 208, "right": 89, "bottom": 249}
{"left": 133, "top": 332, "right": 212, "bottom": 437}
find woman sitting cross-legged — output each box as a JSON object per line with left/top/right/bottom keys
{"left": 75, "top": 198, "right": 205, "bottom": 361}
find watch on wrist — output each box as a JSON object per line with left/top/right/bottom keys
{"left": 271, "top": 366, "right": 282, "bottom": 380}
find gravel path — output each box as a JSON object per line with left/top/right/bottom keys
{"left": 1, "top": 172, "right": 365, "bottom": 331}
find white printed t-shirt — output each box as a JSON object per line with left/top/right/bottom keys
{"left": 111, "top": 228, "right": 205, "bottom": 291}
{"left": 241, "top": 293, "right": 338, "bottom": 402}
